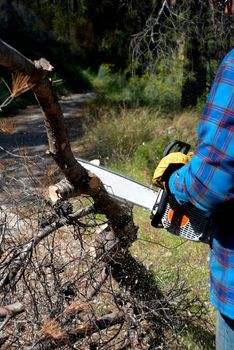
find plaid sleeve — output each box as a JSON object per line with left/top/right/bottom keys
{"left": 169, "top": 49, "right": 234, "bottom": 214}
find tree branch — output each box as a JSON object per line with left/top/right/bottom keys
{"left": 24, "top": 311, "right": 124, "bottom": 350}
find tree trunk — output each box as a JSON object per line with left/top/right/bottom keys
{"left": 181, "top": 37, "right": 207, "bottom": 108}
{"left": 181, "top": 1, "right": 208, "bottom": 108}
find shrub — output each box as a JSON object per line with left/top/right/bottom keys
{"left": 84, "top": 107, "right": 161, "bottom": 162}
{"left": 126, "top": 73, "right": 182, "bottom": 111}
{"left": 90, "top": 63, "right": 127, "bottom": 97}
{"left": 89, "top": 58, "right": 183, "bottom": 112}
{"left": 133, "top": 136, "right": 171, "bottom": 176}
{"left": 59, "top": 63, "right": 92, "bottom": 92}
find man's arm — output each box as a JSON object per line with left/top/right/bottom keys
{"left": 169, "top": 50, "right": 234, "bottom": 213}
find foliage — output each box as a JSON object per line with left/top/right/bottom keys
{"left": 1, "top": 0, "right": 231, "bottom": 98}
{"left": 83, "top": 92, "right": 200, "bottom": 184}
{"left": 58, "top": 63, "right": 92, "bottom": 91}
{"left": 130, "top": 0, "right": 233, "bottom": 107}
{"left": 0, "top": 1, "right": 91, "bottom": 95}
{"left": 83, "top": 55, "right": 201, "bottom": 180}
{"left": 0, "top": 0, "right": 229, "bottom": 112}
{"left": 84, "top": 106, "right": 159, "bottom": 162}
{"left": 20, "top": 0, "right": 154, "bottom": 70}
{"left": 91, "top": 63, "right": 127, "bottom": 95}
{"left": 124, "top": 71, "right": 181, "bottom": 110}
{"left": 89, "top": 58, "right": 183, "bottom": 111}
{"left": 133, "top": 137, "right": 171, "bottom": 176}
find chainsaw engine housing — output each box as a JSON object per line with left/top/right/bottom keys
{"left": 151, "top": 189, "right": 210, "bottom": 244}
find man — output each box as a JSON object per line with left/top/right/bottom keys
{"left": 153, "top": 1, "right": 234, "bottom": 348}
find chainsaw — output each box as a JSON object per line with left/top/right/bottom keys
{"left": 77, "top": 140, "right": 210, "bottom": 244}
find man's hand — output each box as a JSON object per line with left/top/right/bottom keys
{"left": 152, "top": 152, "right": 192, "bottom": 189}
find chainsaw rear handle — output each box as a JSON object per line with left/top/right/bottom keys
{"left": 151, "top": 140, "right": 191, "bottom": 228}
{"left": 162, "top": 140, "right": 191, "bottom": 157}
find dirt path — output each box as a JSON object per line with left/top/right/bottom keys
{"left": 0, "top": 93, "right": 94, "bottom": 157}
{"left": 0, "top": 93, "right": 94, "bottom": 198}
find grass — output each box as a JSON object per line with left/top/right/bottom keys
{"left": 83, "top": 103, "right": 200, "bottom": 180}
{"left": 132, "top": 207, "right": 215, "bottom": 349}
{"left": 133, "top": 206, "right": 211, "bottom": 301}
{"left": 80, "top": 73, "right": 215, "bottom": 347}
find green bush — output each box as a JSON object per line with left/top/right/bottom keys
{"left": 90, "top": 64, "right": 127, "bottom": 96}
{"left": 84, "top": 107, "right": 161, "bottom": 162}
{"left": 89, "top": 59, "right": 183, "bottom": 112}
{"left": 133, "top": 136, "right": 171, "bottom": 176}
{"left": 60, "top": 63, "right": 92, "bottom": 92}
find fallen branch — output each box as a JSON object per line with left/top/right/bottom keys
{"left": 0, "top": 301, "right": 24, "bottom": 330}
{"left": 86, "top": 266, "right": 108, "bottom": 300}
{"left": 25, "top": 311, "right": 124, "bottom": 349}
{"left": 0, "top": 218, "right": 65, "bottom": 289}
{"left": 0, "top": 37, "right": 138, "bottom": 255}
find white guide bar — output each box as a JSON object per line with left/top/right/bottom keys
{"left": 76, "top": 158, "right": 158, "bottom": 210}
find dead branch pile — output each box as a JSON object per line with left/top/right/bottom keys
{"left": 0, "top": 151, "right": 214, "bottom": 349}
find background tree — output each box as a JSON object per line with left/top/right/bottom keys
{"left": 130, "top": 0, "right": 234, "bottom": 107}
{"left": 181, "top": 1, "right": 208, "bottom": 107}
{"left": 19, "top": 0, "right": 155, "bottom": 69}
{"left": 1, "top": 0, "right": 232, "bottom": 107}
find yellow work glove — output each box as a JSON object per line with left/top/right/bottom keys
{"left": 152, "top": 152, "right": 193, "bottom": 189}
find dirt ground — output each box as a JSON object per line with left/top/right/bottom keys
{"left": 0, "top": 93, "right": 94, "bottom": 156}
{"left": 0, "top": 93, "right": 94, "bottom": 181}
{"left": 0, "top": 92, "right": 95, "bottom": 206}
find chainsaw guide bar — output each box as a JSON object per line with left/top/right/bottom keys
{"left": 76, "top": 140, "right": 210, "bottom": 244}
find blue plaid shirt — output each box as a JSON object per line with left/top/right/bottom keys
{"left": 169, "top": 49, "right": 234, "bottom": 319}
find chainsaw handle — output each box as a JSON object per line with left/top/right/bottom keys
{"left": 163, "top": 140, "right": 191, "bottom": 157}
{"left": 151, "top": 189, "right": 168, "bottom": 227}
{"left": 151, "top": 139, "right": 191, "bottom": 229}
